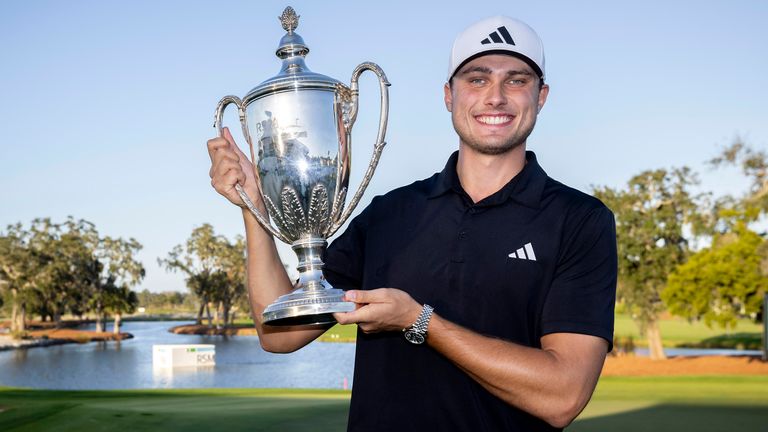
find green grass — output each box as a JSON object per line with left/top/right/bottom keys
{"left": 197, "top": 319, "right": 358, "bottom": 343}
{"left": 0, "top": 388, "right": 350, "bottom": 432}
{"left": 570, "top": 376, "right": 768, "bottom": 431}
{"left": 614, "top": 314, "right": 763, "bottom": 348}
{"left": 219, "top": 320, "right": 358, "bottom": 343}
{"left": 2, "top": 377, "right": 767, "bottom": 431}
{"left": 318, "top": 324, "right": 357, "bottom": 342}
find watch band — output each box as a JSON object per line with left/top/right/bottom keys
{"left": 403, "top": 304, "right": 434, "bottom": 345}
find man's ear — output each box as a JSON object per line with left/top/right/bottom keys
{"left": 444, "top": 82, "right": 453, "bottom": 112}
{"left": 537, "top": 83, "right": 550, "bottom": 113}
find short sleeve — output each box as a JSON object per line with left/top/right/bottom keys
{"left": 541, "top": 206, "right": 617, "bottom": 351}
{"left": 323, "top": 200, "right": 374, "bottom": 291}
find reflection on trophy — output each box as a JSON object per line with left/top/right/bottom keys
{"left": 214, "top": 6, "right": 389, "bottom": 326}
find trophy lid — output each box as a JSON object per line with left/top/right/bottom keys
{"left": 243, "top": 7, "right": 342, "bottom": 102}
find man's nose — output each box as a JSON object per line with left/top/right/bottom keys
{"left": 484, "top": 82, "right": 507, "bottom": 107}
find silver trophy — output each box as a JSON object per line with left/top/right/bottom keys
{"left": 214, "top": 7, "right": 389, "bottom": 326}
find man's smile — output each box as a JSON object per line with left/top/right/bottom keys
{"left": 474, "top": 114, "right": 514, "bottom": 126}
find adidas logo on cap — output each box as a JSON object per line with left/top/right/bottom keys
{"left": 447, "top": 16, "right": 545, "bottom": 81}
{"left": 481, "top": 26, "right": 515, "bottom": 45}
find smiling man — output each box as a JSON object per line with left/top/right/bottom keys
{"left": 208, "top": 15, "right": 617, "bottom": 432}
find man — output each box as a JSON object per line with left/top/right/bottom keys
{"left": 208, "top": 15, "right": 616, "bottom": 432}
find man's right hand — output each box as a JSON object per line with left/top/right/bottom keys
{"left": 207, "top": 127, "right": 261, "bottom": 210}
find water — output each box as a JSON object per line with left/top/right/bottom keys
{"left": 0, "top": 321, "right": 356, "bottom": 390}
{"left": 2, "top": 321, "right": 761, "bottom": 390}
{"left": 634, "top": 347, "right": 763, "bottom": 357}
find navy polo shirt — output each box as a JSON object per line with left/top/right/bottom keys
{"left": 324, "top": 150, "right": 617, "bottom": 432}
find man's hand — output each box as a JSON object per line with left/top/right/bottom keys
{"left": 334, "top": 288, "right": 423, "bottom": 333}
{"left": 207, "top": 127, "right": 262, "bottom": 209}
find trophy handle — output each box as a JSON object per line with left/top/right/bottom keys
{"left": 213, "top": 95, "right": 291, "bottom": 244}
{"left": 327, "top": 62, "right": 390, "bottom": 237}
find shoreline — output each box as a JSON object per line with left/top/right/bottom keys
{"left": 0, "top": 330, "right": 133, "bottom": 352}
{"left": 168, "top": 324, "right": 357, "bottom": 343}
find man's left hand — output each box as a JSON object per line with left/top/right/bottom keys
{"left": 333, "top": 289, "right": 422, "bottom": 334}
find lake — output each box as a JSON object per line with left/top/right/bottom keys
{"left": 0, "top": 321, "right": 356, "bottom": 390}
{"left": 1, "top": 321, "right": 760, "bottom": 391}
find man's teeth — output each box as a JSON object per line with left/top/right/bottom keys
{"left": 477, "top": 115, "right": 512, "bottom": 125}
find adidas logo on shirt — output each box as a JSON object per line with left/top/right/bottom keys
{"left": 481, "top": 26, "right": 516, "bottom": 45}
{"left": 508, "top": 242, "right": 536, "bottom": 261}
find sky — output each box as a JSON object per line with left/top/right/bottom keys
{"left": 1, "top": 0, "right": 767, "bottom": 293}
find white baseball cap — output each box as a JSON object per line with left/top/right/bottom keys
{"left": 447, "top": 16, "right": 545, "bottom": 82}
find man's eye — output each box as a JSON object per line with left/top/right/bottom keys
{"left": 469, "top": 78, "right": 486, "bottom": 85}
{"left": 508, "top": 78, "right": 527, "bottom": 86}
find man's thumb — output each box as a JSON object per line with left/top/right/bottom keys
{"left": 222, "top": 127, "right": 250, "bottom": 161}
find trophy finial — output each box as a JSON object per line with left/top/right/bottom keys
{"left": 279, "top": 7, "right": 299, "bottom": 33}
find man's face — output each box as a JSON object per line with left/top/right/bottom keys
{"left": 444, "top": 54, "right": 549, "bottom": 156}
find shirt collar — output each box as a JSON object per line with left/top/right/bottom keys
{"left": 426, "top": 150, "right": 548, "bottom": 209}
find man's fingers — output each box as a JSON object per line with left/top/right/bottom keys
{"left": 210, "top": 154, "right": 241, "bottom": 179}
{"left": 222, "top": 126, "right": 235, "bottom": 146}
{"left": 236, "top": 169, "right": 246, "bottom": 186}
{"left": 333, "top": 312, "right": 351, "bottom": 325}
{"left": 208, "top": 127, "right": 245, "bottom": 162}
{"left": 334, "top": 306, "right": 370, "bottom": 325}
{"left": 211, "top": 160, "right": 246, "bottom": 197}
{"left": 223, "top": 126, "right": 251, "bottom": 161}
{"left": 207, "top": 136, "right": 229, "bottom": 163}
{"left": 345, "top": 289, "right": 390, "bottom": 304}
{"left": 218, "top": 166, "right": 244, "bottom": 189}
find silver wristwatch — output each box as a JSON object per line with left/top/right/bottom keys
{"left": 403, "top": 304, "right": 434, "bottom": 345}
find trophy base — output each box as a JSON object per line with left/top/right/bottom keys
{"left": 262, "top": 288, "right": 355, "bottom": 326}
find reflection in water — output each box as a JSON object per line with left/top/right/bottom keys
{"left": 13, "top": 348, "right": 28, "bottom": 363}
{"left": 152, "top": 365, "right": 215, "bottom": 388}
{"left": 0, "top": 321, "right": 355, "bottom": 390}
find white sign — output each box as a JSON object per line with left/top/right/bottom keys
{"left": 152, "top": 344, "right": 216, "bottom": 368}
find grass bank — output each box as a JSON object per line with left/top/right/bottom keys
{"left": 167, "top": 323, "right": 358, "bottom": 342}
{"left": 614, "top": 314, "right": 762, "bottom": 349}
{"left": 570, "top": 375, "right": 768, "bottom": 431}
{"left": 320, "top": 316, "right": 765, "bottom": 347}
{"left": 2, "top": 376, "right": 766, "bottom": 431}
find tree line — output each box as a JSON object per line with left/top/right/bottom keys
{"left": 594, "top": 141, "right": 768, "bottom": 359}
{"left": 0, "top": 218, "right": 144, "bottom": 334}
{"left": 157, "top": 223, "right": 247, "bottom": 328}
{"left": 1, "top": 142, "right": 765, "bottom": 352}
{"left": 136, "top": 289, "right": 193, "bottom": 310}
{"left": 0, "top": 220, "right": 246, "bottom": 336}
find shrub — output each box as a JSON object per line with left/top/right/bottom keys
{"left": 10, "top": 330, "right": 31, "bottom": 340}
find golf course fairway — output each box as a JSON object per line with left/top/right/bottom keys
{"left": 1, "top": 376, "right": 767, "bottom": 431}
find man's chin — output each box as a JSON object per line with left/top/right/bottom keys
{"left": 463, "top": 139, "right": 524, "bottom": 156}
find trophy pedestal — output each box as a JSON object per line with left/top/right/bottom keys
{"left": 262, "top": 286, "right": 355, "bottom": 326}
{"left": 262, "top": 237, "right": 355, "bottom": 326}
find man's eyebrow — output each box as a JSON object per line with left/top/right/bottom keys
{"left": 506, "top": 70, "right": 533, "bottom": 77}
{"left": 459, "top": 66, "right": 492, "bottom": 75}
{"left": 458, "top": 67, "right": 534, "bottom": 77}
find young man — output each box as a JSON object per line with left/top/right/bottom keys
{"left": 208, "top": 16, "right": 616, "bottom": 432}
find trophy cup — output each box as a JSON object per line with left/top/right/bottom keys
{"left": 214, "top": 7, "right": 389, "bottom": 326}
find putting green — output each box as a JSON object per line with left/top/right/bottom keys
{"left": 2, "top": 376, "right": 767, "bottom": 431}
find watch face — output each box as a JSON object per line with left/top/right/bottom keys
{"left": 404, "top": 330, "right": 425, "bottom": 345}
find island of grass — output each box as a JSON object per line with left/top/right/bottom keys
{"left": 0, "top": 320, "right": 132, "bottom": 351}
{"left": 169, "top": 322, "right": 358, "bottom": 342}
